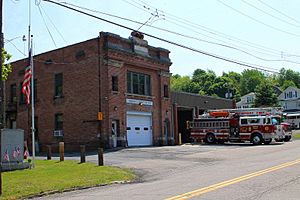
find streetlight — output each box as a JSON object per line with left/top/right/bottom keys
{"left": 4, "top": 35, "right": 27, "bottom": 56}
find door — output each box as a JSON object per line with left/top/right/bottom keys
{"left": 112, "top": 120, "right": 117, "bottom": 148}
{"left": 127, "top": 112, "right": 152, "bottom": 146}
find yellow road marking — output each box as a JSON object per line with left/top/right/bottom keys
{"left": 166, "top": 159, "right": 300, "bottom": 200}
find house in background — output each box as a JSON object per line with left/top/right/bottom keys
{"left": 236, "top": 92, "right": 255, "bottom": 109}
{"left": 278, "top": 86, "right": 300, "bottom": 113}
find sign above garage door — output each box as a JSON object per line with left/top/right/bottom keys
{"left": 126, "top": 98, "right": 153, "bottom": 106}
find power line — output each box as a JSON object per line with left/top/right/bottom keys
{"left": 123, "top": 0, "right": 300, "bottom": 64}
{"left": 216, "top": 0, "right": 300, "bottom": 37}
{"left": 257, "top": 0, "right": 300, "bottom": 25}
{"left": 60, "top": 1, "right": 283, "bottom": 64}
{"left": 39, "top": 4, "right": 67, "bottom": 44}
{"left": 59, "top": 0, "right": 300, "bottom": 66}
{"left": 37, "top": 4, "right": 57, "bottom": 47}
{"left": 128, "top": 0, "right": 300, "bottom": 61}
{"left": 42, "top": 0, "right": 279, "bottom": 73}
{"left": 129, "top": 0, "right": 284, "bottom": 55}
{"left": 241, "top": 0, "right": 300, "bottom": 28}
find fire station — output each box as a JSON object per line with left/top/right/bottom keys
{"left": 5, "top": 31, "right": 234, "bottom": 152}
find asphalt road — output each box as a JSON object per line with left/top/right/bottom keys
{"left": 36, "top": 139, "right": 300, "bottom": 200}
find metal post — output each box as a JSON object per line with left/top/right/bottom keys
{"left": 59, "top": 142, "right": 64, "bottom": 161}
{"left": 80, "top": 145, "right": 86, "bottom": 163}
{"left": 47, "top": 145, "right": 52, "bottom": 160}
{"left": 98, "top": 148, "right": 103, "bottom": 166}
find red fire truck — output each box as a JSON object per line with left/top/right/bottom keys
{"left": 188, "top": 108, "right": 291, "bottom": 145}
{"left": 223, "top": 107, "right": 292, "bottom": 142}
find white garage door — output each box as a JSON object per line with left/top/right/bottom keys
{"left": 127, "top": 112, "right": 152, "bottom": 146}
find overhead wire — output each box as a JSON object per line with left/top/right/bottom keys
{"left": 4, "top": 38, "right": 27, "bottom": 56}
{"left": 130, "top": 0, "right": 284, "bottom": 56}
{"left": 257, "top": 0, "right": 300, "bottom": 25}
{"left": 39, "top": 3, "right": 67, "bottom": 44}
{"left": 123, "top": 0, "right": 300, "bottom": 65}
{"left": 37, "top": 4, "right": 57, "bottom": 47}
{"left": 216, "top": 0, "right": 300, "bottom": 37}
{"left": 59, "top": 1, "right": 300, "bottom": 68}
{"left": 241, "top": 0, "right": 300, "bottom": 28}
{"left": 42, "top": 0, "right": 279, "bottom": 73}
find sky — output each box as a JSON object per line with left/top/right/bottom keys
{"left": 3, "top": 0, "right": 300, "bottom": 76}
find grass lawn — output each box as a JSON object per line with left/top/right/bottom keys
{"left": 1, "top": 160, "right": 136, "bottom": 200}
{"left": 293, "top": 133, "right": 300, "bottom": 139}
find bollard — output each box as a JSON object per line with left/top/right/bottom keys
{"left": 59, "top": 142, "right": 64, "bottom": 162}
{"left": 179, "top": 133, "right": 182, "bottom": 145}
{"left": 98, "top": 148, "right": 103, "bottom": 166}
{"left": 80, "top": 145, "right": 86, "bottom": 163}
{"left": 47, "top": 145, "right": 52, "bottom": 160}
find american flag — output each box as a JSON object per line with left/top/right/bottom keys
{"left": 24, "top": 150, "right": 29, "bottom": 159}
{"left": 3, "top": 150, "right": 9, "bottom": 162}
{"left": 12, "top": 149, "right": 18, "bottom": 159}
{"left": 16, "top": 146, "right": 21, "bottom": 156}
{"left": 22, "top": 48, "right": 32, "bottom": 105}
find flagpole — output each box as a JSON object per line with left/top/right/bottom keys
{"left": 28, "top": 0, "right": 35, "bottom": 168}
{"left": 30, "top": 37, "right": 35, "bottom": 168}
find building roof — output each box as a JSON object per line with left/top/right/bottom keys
{"left": 171, "top": 91, "right": 234, "bottom": 109}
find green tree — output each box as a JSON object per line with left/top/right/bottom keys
{"left": 171, "top": 75, "right": 194, "bottom": 92}
{"left": 1, "top": 48, "right": 12, "bottom": 80}
{"left": 281, "top": 80, "right": 296, "bottom": 90}
{"left": 240, "top": 69, "right": 265, "bottom": 95}
{"left": 254, "top": 80, "right": 278, "bottom": 107}
{"left": 277, "top": 68, "right": 300, "bottom": 88}
{"left": 221, "top": 71, "right": 242, "bottom": 101}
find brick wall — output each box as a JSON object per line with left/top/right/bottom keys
{"left": 5, "top": 32, "right": 172, "bottom": 152}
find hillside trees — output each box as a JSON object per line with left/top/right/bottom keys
{"left": 170, "top": 67, "right": 300, "bottom": 101}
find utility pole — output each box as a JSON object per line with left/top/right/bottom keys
{"left": 0, "top": 0, "right": 3, "bottom": 195}
{"left": 0, "top": 0, "right": 3, "bottom": 127}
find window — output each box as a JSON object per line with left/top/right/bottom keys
{"left": 164, "top": 84, "right": 169, "bottom": 98}
{"left": 127, "top": 71, "right": 151, "bottom": 96}
{"left": 249, "top": 118, "right": 260, "bottom": 124}
{"left": 55, "top": 73, "right": 63, "bottom": 97}
{"left": 241, "top": 119, "right": 248, "bottom": 125}
{"left": 20, "top": 82, "right": 26, "bottom": 104}
{"left": 55, "top": 113, "right": 63, "bottom": 130}
{"left": 112, "top": 76, "right": 118, "bottom": 92}
{"left": 10, "top": 84, "right": 17, "bottom": 103}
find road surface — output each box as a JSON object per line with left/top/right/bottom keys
{"left": 36, "top": 139, "right": 300, "bottom": 200}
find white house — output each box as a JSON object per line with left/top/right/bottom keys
{"left": 278, "top": 86, "right": 300, "bottom": 112}
{"left": 236, "top": 92, "right": 255, "bottom": 109}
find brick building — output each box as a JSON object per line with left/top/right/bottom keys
{"left": 5, "top": 32, "right": 172, "bottom": 151}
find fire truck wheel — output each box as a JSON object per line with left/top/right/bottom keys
{"left": 205, "top": 133, "right": 216, "bottom": 144}
{"left": 251, "top": 133, "right": 263, "bottom": 145}
{"left": 264, "top": 139, "right": 272, "bottom": 145}
{"left": 284, "top": 136, "right": 291, "bottom": 142}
